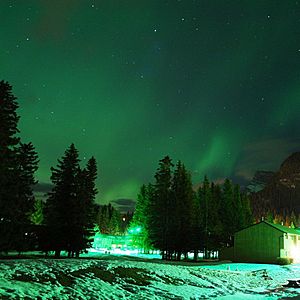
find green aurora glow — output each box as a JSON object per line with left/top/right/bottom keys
{"left": 1, "top": 1, "right": 300, "bottom": 205}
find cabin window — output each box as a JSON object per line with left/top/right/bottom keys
{"left": 298, "top": 236, "right": 300, "bottom": 240}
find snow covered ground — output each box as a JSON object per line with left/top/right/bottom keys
{"left": 1, "top": 253, "right": 300, "bottom": 299}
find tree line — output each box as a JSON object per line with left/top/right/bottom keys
{"left": 0, "top": 80, "right": 98, "bottom": 257}
{"left": 130, "top": 156, "right": 253, "bottom": 260}
{"left": 96, "top": 203, "right": 132, "bottom": 235}
{"left": 0, "top": 80, "right": 253, "bottom": 260}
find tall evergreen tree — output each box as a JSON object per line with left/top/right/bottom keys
{"left": 44, "top": 144, "right": 81, "bottom": 257}
{"left": 197, "top": 176, "right": 211, "bottom": 257}
{"left": 30, "top": 198, "right": 44, "bottom": 225}
{"left": 130, "top": 184, "right": 152, "bottom": 252}
{"left": 220, "top": 178, "right": 235, "bottom": 245}
{"left": 208, "top": 182, "right": 223, "bottom": 252}
{"left": 44, "top": 146, "right": 98, "bottom": 257}
{"left": 97, "top": 203, "right": 122, "bottom": 235}
{"left": 171, "top": 161, "right": 194, "bottom": 260}
{"left": 0, "top": 81, "right": 21, "bottom": 251}
{"left": 15, "top": 142, "right": 39, "bottom": 223}
{"left": 0, "top": 81, "right": 38, "bottom": 251}
{"left": 72, "top": 157, "right": 98, "bottom": 256}
{"left": 232, "top": 184, "right": 243, "bottom": 231}
{"left": 241, "top": 193, "right": 253, "bottom": 227}
{"left": 148, "top": 156, "right": 173, "bottom": 259}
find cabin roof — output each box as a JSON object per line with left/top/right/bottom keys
{"left": 236, "top": 221, "right": 300, "bottom": 235}
{"left": 263, "top": 221, "right": 300, "bottom": 235}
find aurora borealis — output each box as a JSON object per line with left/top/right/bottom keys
{"left": 1, "top": 1, "right": 300, "bottom": 207}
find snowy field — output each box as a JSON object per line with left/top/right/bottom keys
{"left": 1, "top": 253, "right": 300, "bottom": 299}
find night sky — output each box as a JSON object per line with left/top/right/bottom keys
{"left": 1, "top": 1, "right": 300, "bottom": 208}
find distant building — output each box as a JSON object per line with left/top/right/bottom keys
{"left": 220, "top": 221, "right": 300, "bottom": 263}
{"left": 93, "top": 233, "right": 132, "bottom": 251}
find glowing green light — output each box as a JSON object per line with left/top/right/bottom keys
{"left": 128, "top": 226, "right": 142, "bottom": 234}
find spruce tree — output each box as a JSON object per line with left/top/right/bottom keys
{"left": 209, "top": 182, "right": 223, "bottom": 252}
{"left": 15, "top": 142, "right": 39, "bottom": 224}
{"left": 0, "top": 81, "right": 38, "bottom": 251}
{"left": 148, "top": 156, "right": 173, "bottom": 259}
{"left": 241, "top": 193, "right": 253, "bottom": 227}
{"left": 97, "top": 205, "right": 110, "bottom": 234}
{"left": 44, "top": 143, "right": 81, "bottom": 257}
{"left": 171, "top": 161, "right": 194, "bottom": 260}
{"left": 198, "top": 176, "right": 211, "bottom": 257}
{"left": 97, "top": 204, "right": 121, "bottom": 235}
{"left": 30, "top": 198, "right": 44, "bottom": 225}
{"left": 73, "top": 157, "right": 98, "bottom": 256}
{"left": 130, "top": 184, "right": 152, "bottom": 252}
{"left": 0, "top": 81, "right": 20, "bottom": 251}
{"left": 44, "top": 145, "right": 98, "bottom": 257}
{"left": 232, "top": 184, "right": 243, "bottom": 231}
{"left": 220, "top": 178, "right": 235, "bottom": 245}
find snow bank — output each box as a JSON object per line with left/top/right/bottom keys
{"left": 1, "top": 256, "right": 300, "bottom": 299}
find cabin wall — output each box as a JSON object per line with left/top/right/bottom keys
{"left": 234, "top": 222, "right": 283, "bottom": 263}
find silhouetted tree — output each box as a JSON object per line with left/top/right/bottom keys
{"left": 97, "top": 203, "right": 122, "bottom": 235}
{"left": 0, "top": 81, "right": 38, "bottom": 252}
{"left": 44, "top": 144, "right": 98, "bottom": 257}
{"left": 129, "top": 184, "right": 152, "bottom": 252}
{"left": 71, "top": 157, "right": 98, "bottom": 256}
{"left": 198, "top": 176, "right": 211, "bottom": 257}
{"left": 241, "top": 193, "right": 253, "bottom": 227}
{"left": 44, "top": 144, "right": 81, "bottom": 257}
{"left": 220, "top": 179, "right": 235, "bottom": 245}
{"left": 31, "top": 198, "right": 44, "bottom": 225}
{"left": 171, "top": 161, "right": 194, "bottom": 260}
{"left": 148, "top": 156, "right": 173, "bottom": 259}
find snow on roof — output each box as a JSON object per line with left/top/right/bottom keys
{"left": 263, "top": 221, "right": 300, "bottom": 235}
{"left": 236, "top": 221, "right": 300, "bottom": 235}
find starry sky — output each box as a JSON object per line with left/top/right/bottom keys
{"left": 1, "top": 1, "right": 300, "bottom": 209}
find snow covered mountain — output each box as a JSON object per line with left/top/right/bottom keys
{"left": 246, "top": 171, "right": 275, "bottom": 193}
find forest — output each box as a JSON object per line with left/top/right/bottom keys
{"left": 0, "top": 80, "right": 254, "bottom": 260}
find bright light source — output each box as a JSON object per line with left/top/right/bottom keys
{"left": 290, "top": 246, "right": 300, "bottom": 263}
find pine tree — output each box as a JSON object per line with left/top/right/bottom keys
{"left": 191, "top": 185, "right": 202, "bottom": 261}
{"left": 0, "top": 81, "right": 38, "bottom": 252}
{"left": 97, "top": 204, "right": 121, "bottom": 235}
{"left": 171, "top": 161, "right": 194, "bottom": 260}
{"left": 220, "top": 178, "right": 235, "bottom": 245}
{"left": 72, "top": 157, "right": 98, "bottom": 256}
{"left": 148, "top": 156, "right": 173, "bottom": 259}
{"left": 97, "top": 205, "right": 110, "bottom": 234}
{"left": 209, "top": 182, "right": 223, "bottom": 251}
{"left": 198, "top": 176, "right": 211, "bottom": 257}
{"left": 241, "top": 193, "right": 253, "bottom": 227}
{"left": 265, "top": 210, "right": 274, "bottom": 223}
{"left": 109, "top": 209, "right": 121, "bottom": 235}
{"left": 15, "top": 142, "right": 39, "bottom": 223}
{"left": 44, "top": 145, "right": 98, "bottom": 257}
{"left": 0, "top": 81, "right": 20, "bottom": 251}
{"left": 232, "top": 184, "right": 243, "bottom": 231}
{"left": 130, "top": 184, "right": 152, "bottom": 252}
{"left": 290, "top": 211, "right": 297, "bottom": 227}
{"left": 44, "top": 143, "right": 81, "bottom": 257}
{"left": 31, "top": 198, "right": 44, "bottom": 225}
